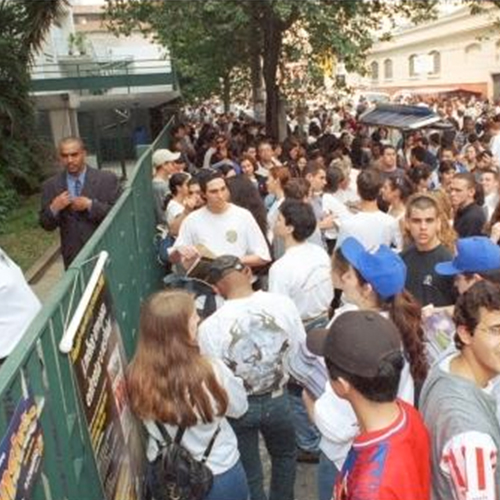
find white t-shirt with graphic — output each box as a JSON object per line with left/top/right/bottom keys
{"left": 198, "top": 291, "right": 306, "bottom": 396}
{"left": 173, "top": 204, "right": 270, "bottom": 261}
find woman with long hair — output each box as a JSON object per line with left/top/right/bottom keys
{"left": 239, "top": 153, "right": 267, "bottom": 197}
{"left": 306, "top": 238, "right": 428, "bottom": 500}
{"left": 128, "top": 290, "right": 249, "bottom": 500}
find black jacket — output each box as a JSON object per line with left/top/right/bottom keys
{"left": 39, "top": 167, "right": 120, "bottom": 268}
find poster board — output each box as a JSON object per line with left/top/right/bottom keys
{"left": 69, "top": 273, "right": 144, "bottom": 500}
{"left": 0, "top": 393, "right": 44, "bottom": 500}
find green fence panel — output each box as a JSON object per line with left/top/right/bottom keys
{"left": 0, "top": 119, "right": 174, "bottom": 499}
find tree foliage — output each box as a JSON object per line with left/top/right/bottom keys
{"left": 0, "top": 0, "right": 69, "bottom": 226}
{"left": 106, "top": 0, "right": 443, "bottom": 138}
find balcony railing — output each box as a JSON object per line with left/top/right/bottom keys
{"left": 30, "top": 58, "right": 176, "bottom": 94}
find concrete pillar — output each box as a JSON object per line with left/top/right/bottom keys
{"left": 49, "top": 106, "right": 79, "bottom": 148}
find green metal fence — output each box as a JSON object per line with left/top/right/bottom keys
{"left": 0, "top": 119, "right": 173, "bottom": 499}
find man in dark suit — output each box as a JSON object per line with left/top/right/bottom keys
{"left": 39, "top": 137, "right": 120, "bottom": 268}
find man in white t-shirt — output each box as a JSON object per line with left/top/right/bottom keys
{"left": 269, "top": 199, "right": 333, "bottom": 462}
{"left": 198, "top": 255, "right": 305, "bottom": 500}
{"left": 336, "top": 169, "right": 400, "bottom": 250}
{"left": 270, "top": 199, "right": 333, "bottom": 324}
{"left": 170, "top": 171, "right": 271, "bottom": 269}
{"left": 0, "top": 248, "right": 41, "bottom": 363}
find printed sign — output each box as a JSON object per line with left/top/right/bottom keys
{"left": 0, "top": 393, "right": 44, "bottom": 500}
{"left": 70, "top": 274, "right": 143, "bottom": 500}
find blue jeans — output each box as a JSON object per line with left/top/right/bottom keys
{"left": 317, "top": 451, "right": 339, "bottom": 500}
{"left": 205, "top": 460, "right": 249, "bottom": 500}
{"left": 230, "top": 390, "right": 296, "bottom": 500}
{"left": 288, "top": 386, "right": 321, "bottom": 453}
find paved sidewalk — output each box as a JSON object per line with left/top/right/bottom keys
{"left": 30, "top": 256, "right": 65, "bottom": 303}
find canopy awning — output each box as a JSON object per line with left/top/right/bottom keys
{"left": 359, "top": 104, "right": 453, "bottom": 131}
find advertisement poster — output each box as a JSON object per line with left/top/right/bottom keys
{"left": 0, "top": 393, "right": 44, "bottom": 500}
{"left": 70, "top": 274, "right": 144, "bottom": 500}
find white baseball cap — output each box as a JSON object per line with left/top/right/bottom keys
{"left": 152, "top": 149, "right": 181, "bottom": 167}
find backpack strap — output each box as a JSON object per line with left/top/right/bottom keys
{"left": 200, "top": 424, "right": 221, "bottom": 464}
{"left": 154, "top": 422, "right": 186, "bottom": 447}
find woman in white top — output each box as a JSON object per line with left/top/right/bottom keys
{"left": 165, "top": 173, "right": 196, "bottom": 237}
{"left": 127, "top": 290, "right": 249, "bottom": 500}
{"left": 307, "top": 237, "right": 428, "bottom": 500}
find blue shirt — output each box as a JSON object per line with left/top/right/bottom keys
{"left": 66, "top": 169, "right": 87, "bottom": 198}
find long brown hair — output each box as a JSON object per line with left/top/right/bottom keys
{"left": 332, "top": 249, "right": 429, "bottom": 385}
{"left": 127, "top": 290, "right": 228, "bottom": 427}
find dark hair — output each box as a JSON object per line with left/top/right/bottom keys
{"left": 325, "top": 166, "right": 345, "bottom": 194}
{"left": 198, "top": 169, "right": 225, "bottom": 194}
{"left": 227, "top": 176, "right": 268, "bottom": 237}
{"left": 408, "top": 164, "right": 431, "bottom": 186}
{"left": 357, "top": 169, "right": 382, "bottom": 201}
{"left": 478, "top": 150, "right": 493, "bottom": 162}
{"left": 218, "top": 163, "right": 235, "bottom": 177}
{"left": 279, "top": 199, "right": 317, "bottom": 242}
{"left": 332, "top": 249, "right": 428, "bottom": 385}
{"left": 325, "top": 352, "right": 404, "bottom": 403}
{"left": 284, "top": 178, "right": 311, "bottom": 200}
{"left": 411, "top": 146, "right": 427, "bottom": 164}
{"left": 453, "top": 280, "right": 500, "bottom": 349}
{"left": 169, "top": 172, "right": 190, "bottom": 196}
{"left": 381, "top": 144, "right": 396, "bottom": 155}
{"left": 385, "top": 175, "right": 415, "bottom": 202}
{"left": 438, "top": 160, "right": 456, "bottom": 176}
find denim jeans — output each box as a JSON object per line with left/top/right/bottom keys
{"left": 317, "top": 451, "right": 339, "bottom": 500}
{"left": 288, "top": 386, "right": 321, "bottom": 453}
{"left": 205, "top": 460, "right": 249, "bottom": 500}
{"left": 230, "top": 390, "right": 296, "bottom": 500}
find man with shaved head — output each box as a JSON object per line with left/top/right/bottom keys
{"left": 39, "top": 137, "right": 120, "bottom": 268}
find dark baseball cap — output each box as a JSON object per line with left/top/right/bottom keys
{"left": 206, "top": 255, "right": 245, "bottom": 285}
{"left": 307, "top": 311, "right": 402, "bottom": 378}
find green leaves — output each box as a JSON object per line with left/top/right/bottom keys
{"left": 0, "top": 0, "right": 68, "bottom": 216}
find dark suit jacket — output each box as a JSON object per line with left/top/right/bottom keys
{"left": 39, "top": 167, "right": 121, "bottom": 268}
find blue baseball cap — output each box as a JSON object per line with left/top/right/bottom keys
{"left": 340, "top": 237, "right": 407, "bottom": 299}
{"left": 435, "top": 236, "right": 500, "bottom": 276}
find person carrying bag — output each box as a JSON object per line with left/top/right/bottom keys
{"left": 149, "top": 423, "right": 220, "bottom": 500}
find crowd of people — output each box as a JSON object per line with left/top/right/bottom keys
{"left": 132, "top": 94, "right": 500, "bottom": 500}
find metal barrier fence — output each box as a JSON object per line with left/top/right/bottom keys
{"left": 0, "top": 119, "right": 173, "bottom": 499}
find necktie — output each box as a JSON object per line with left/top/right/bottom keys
{"left": 74, "top": 179, "right": 82, "bottom": 197}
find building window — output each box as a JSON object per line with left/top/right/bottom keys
{"left": 409, "top": 54, "right": 417, "bottom": 77}
{"left": 465, "top": 42, "right": 481, "bottom": 64}
{"left": 370, "top": 61, "right": 379, "bottom": 81}
{"left": 383, "top": 58, "right": 393, "bottom": 80}
{"left": 429, "top": 50, "right": 440, "bottom": 74}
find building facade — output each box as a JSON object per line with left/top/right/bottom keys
{"left": 367, "top": 5, "right": 500, "bottom": 100}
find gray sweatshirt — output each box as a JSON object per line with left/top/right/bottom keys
{"left": 420, "top": 355, "right": 500, "bottom": 499}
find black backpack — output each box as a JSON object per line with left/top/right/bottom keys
{"left": 148, "top": 423, "right": 221, "bottom": 500}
